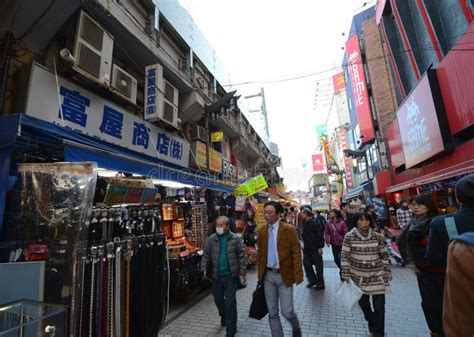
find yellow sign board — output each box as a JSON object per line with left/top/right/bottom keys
{"left": 193, "top": 141, "right": 207, "bottom": 169}
{"left": 211, "top": 131, "right": 224, "bottom": 142}
{"left": 233, "top": 174, "right": 269, "bottom": 197}
{"left": 209, "top": 148, "right": 223, "bottom": 173}
{"left": 234, "top": 184, "right": 248, "bottom": 197}
{"left": 191, "top": 141, "right": 223, "bottom": 173}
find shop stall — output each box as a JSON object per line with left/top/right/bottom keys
{"left": 342, "top": 181, "right": 374, "bottom": 211}
{"left": 0, "top": 113, "right": 235, "bottom": 336}
{"left": 386, "top": 173, "right": 472, "bottom": 216}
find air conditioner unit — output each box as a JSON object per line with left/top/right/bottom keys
{"left": 192, "top": 125, "right": 206, "bottom": 141}
{"left": 161, "top": 80, "right": 179, "bottom": 127}
{"left": 111, "top": 64, "right": 137, "bottom": 104}
{"left": 73, "top": 11, "right": 113, "bottom": 84}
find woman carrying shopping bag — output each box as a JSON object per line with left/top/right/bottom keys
{"left": 341, "top": 212, "right": 392, "bottom": 337}
{"left": 325, "top": 209, "right": 348, "bottom": 280}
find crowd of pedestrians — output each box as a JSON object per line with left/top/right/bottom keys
{"left": 200, "top": 174, "right": 474, "bottom": 337}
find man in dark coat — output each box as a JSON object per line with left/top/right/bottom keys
{"left": 315, "top": 211, "right": 326, "bottom": 232}
{"left": 300, "top": 207, "right": 325, "bottom": 290}
{"left": 427, "top": 174, "right": 474, "bottom": 267}
{"left": 426, "top": 174, "right": 474, "bottom": 337}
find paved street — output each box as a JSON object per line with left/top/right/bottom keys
{"left": 159, "top": 251, "right": 429, "bottom": 337}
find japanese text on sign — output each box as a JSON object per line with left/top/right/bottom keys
{"left": 26, "top": 64, "right": 190, "bottom": 167}
{"left": 233, "top": 174, "right": 268, "bottom": 197}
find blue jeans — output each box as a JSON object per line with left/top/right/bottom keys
{"left": 212, "top": 275, "right": 238, "bottom": 335}
{"left": 264, "top": 270, "right": 300, "bottom": 337}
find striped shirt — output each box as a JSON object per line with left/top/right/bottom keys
{"left": 341, "top": 228, "right": 391, "bottom": 295}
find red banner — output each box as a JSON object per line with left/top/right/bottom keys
{"left": 312, "top": 153, "right": 327, "bottom": 174}
{"left": 332, "top": 72, "right": 345, "bottom": 94}
{"left": 345, "top": 34, "right": 376, "bottom": 143}
{"left": 339, "top": 129, "right": 354, "bottom": 188}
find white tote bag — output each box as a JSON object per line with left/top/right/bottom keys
{"left": 336, "top": 280, "right": 363, "bottom": 311}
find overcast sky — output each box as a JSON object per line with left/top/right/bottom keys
{"left": 179, "top": 0, "right": 375, "bottom": 192}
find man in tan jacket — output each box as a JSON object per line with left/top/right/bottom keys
{"left": 257, "top": 201, "right": 303, "bottom": 337}
{"left": 443, "top": 232, "right": 474, "bottom": 337}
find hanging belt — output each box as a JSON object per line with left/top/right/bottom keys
{"left": 125, "top": 241, "right": 132, "bottom": 337}
{"left": 78, "top": 257, "right": 86, "bottom": 337}
{"left": 107, "top": 244, "right": 114, "bottom": 337}
{"left": 115, "top": 247, "right": 123, "bottom": 337}
{"left": 103, "top": 258, "right": 108, "bottom": 337}
{"left": 97, "top": 251, "right": 105, "bottom": 337}
{"left": 89, "top": 249, "right": 97, "bottom": 337}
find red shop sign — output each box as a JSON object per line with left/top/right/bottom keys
{"left": 397, "top": 70, "right": 452, "bottom": 169}
{"left": 345, "top": 34, "right": 376, "bottom": 143}
{"left": 312, "top": 152, "right": 327, "bottom": 174}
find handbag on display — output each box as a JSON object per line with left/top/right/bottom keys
{"left": 249, "top": 281, "right": 268, "bottom": 320}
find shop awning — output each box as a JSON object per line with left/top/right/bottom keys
{"left": 3, "top": 114, "right": 234, "bottom": 193}
{"left": 343, "top": 185, "right": 364, "bottom": 201}
{"left": 385, "top": 160, "right": 474, "bottom": 193}
{"left": 342, "top": 181, "right": 373, "bottom": 202}
{"left": 64, "top": 143, "right": 234, "bottom": 192}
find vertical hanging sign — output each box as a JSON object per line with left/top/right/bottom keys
{"left": 339, "top": 129, "right": 354, "bottom": 188}
{"left": 345, "top": 35, "right": 376, "bottom": 143}
{"left": 144, "top": 63, "right": 164, "bottom": 122}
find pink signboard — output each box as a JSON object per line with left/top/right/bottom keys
{"left": 345, "top": 34, "right": 376, "bottom": 143}
{"left": 312, "top": 153, "right": 327, "bottom": 174}
{"left": 397, "top": 71, "right": 450, "bottom": 168}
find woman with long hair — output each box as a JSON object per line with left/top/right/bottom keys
{"left": 404, "top": 194, "right": 444, "bottom": 337}
{"left": 324, "top": 209, "right": 348, "bottom": 278}
{"left": 341, "top": 212, "right": 392, "bottom": 337}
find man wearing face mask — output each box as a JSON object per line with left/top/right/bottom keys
{"left": 201, "top": 216, "right": 246, "bottom": 337}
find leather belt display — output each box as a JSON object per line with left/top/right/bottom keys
{"left": 76, "top": 230, "right": 168, "bottom": 337}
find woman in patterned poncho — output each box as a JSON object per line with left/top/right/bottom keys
{"left": 341, "top": 212, "right": 392, "bottom": 337}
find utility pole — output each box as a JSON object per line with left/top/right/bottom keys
{"left": 244, "top": 87, "right": 270, "bottom": 141}
{"left": 260, "top": 87, "right": 270, "bottom": 140}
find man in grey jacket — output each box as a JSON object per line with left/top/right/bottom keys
{"left": 201, "top": 216, "right": 246, "bottom": 337}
